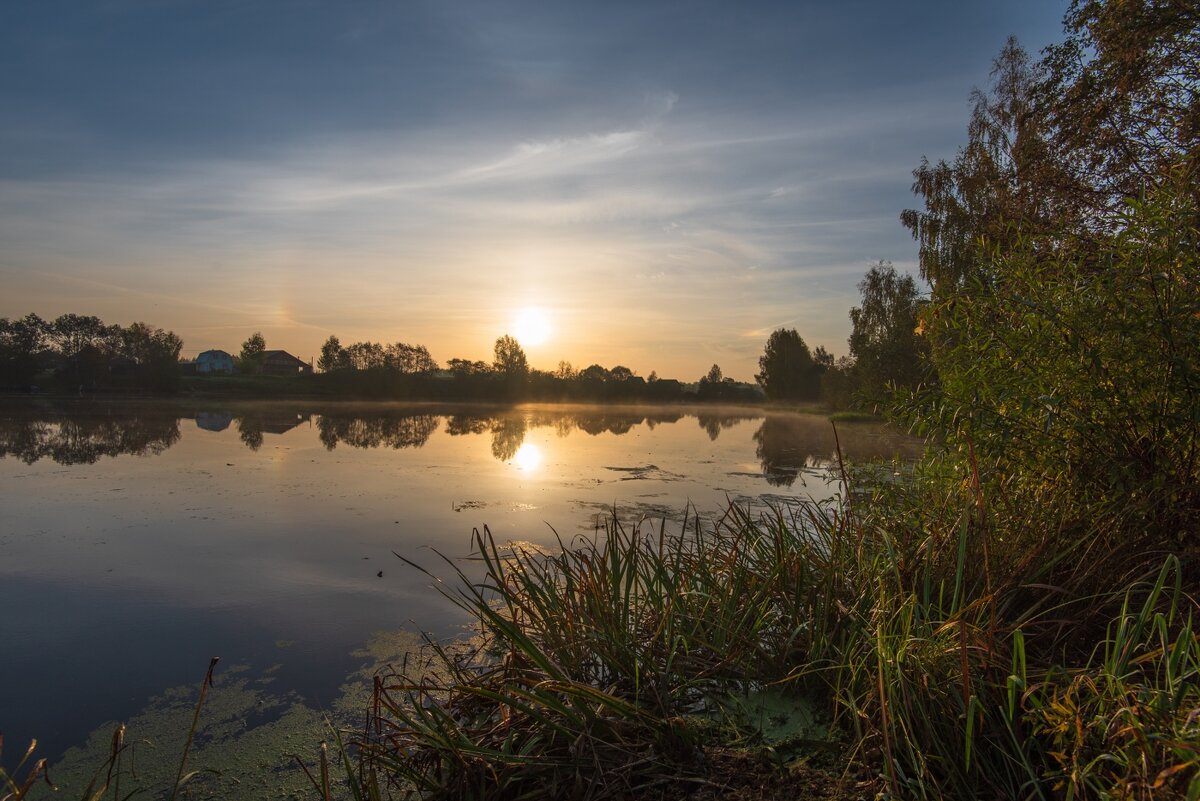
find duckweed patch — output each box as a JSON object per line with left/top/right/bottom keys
{"left": 29, "top": 631, "right": 435, "bottom": 801}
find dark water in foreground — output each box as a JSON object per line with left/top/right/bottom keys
{"left": 0, "top": 399, "right": 921, "bottom": 793}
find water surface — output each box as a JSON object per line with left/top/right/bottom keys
{"left": 0, "top": 399, "right": 921, "bottom": 789}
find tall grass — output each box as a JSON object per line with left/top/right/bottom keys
{"left": 342, "top": 452, "right": 1198, "bottom": 800}
{"left": 834, "top": 457, "right": 1199, "bottom": 800}
{"left": 355, "top": 503, "right": 856, "bottom": 799}
{"left": 1, "top": 738, "right": 50, "bottom": 801}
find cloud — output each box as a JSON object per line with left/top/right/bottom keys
{"left": 456, "top": 128, "right": 648, "bottom": 182}
{"left": 1, "top": 58, "right": 959, "bottom": 376}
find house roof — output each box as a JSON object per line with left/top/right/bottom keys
{"left": 262, "top": 350, "right": 307, "bottom": 366}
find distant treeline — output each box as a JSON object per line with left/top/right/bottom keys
{"left": 0, "top": 313, "right": 182, "bottom": 394}
{"left": 312, "top": 333, "right": 762, "bottom": 403}
{"left": 1, "top": 260, "right": 927, "bottom": 407}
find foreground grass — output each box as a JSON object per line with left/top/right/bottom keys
{"left": 341, "top": 462, "right": 1199, "bottom": 800}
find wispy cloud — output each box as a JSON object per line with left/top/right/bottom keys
{"left": 459, "top": 129, "right": 648, "bottom": 180}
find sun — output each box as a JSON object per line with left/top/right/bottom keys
{"left": 513, "top": 307, "right": 552, "bottom": 347}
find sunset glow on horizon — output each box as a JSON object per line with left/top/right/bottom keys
{"left": 0, "top": 2, "right": 1066, "bottom": 382}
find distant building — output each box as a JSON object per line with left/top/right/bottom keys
{"left": 196, "top": 349, "right": 236, "bottom": 374}
{"left": 260, "top": 350, "right": 313, "bottom": 377}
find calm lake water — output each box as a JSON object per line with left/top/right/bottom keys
{"left": 0, "top": 399, "right": 921, "bottom": 794}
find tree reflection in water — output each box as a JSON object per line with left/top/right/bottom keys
{"left": 752, "top": 414, "right": 927, "bottom": 486}
{"left": 529, "top": 409, "right": 684, "bottom": 437}
{"left": 444, "top": 415, "right": 489, "bottom": 436}
{"left": 238, "top": 418, "right": 265, "bottom": 451}
{"left": 235, "top": 410, "right": 311, "bottom": 451}
{"left": 0, "top": 404, "right": 923, "bottom": 476}
{"left": 489, "top": 416, "right": 527, "bottom": 461}
{"left": 316, "top": 412, "right": 438, "bottom": 451}
{"left": 696, "top": 411, "right": 759, "bottom": 442}
{"left": 444, "top": 409, "right": 695, "bottom": 462}
{"left": 752, "top": 415, "right": 832, "bottom": 487}
{"left": 0, "top": 407, "right": 181, "bottom": 465}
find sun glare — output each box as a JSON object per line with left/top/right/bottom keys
{"left": 513, "top": 307, "right": 552, "bottom": 347}
{"left": 512, "top": 442, "right": 543, "bottom": 472}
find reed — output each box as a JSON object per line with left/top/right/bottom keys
{"left": 338, "top": 455, "right": 1198, "bottom": 800}
{"left": 1, "top": 737, "right": 50, "bottom": 801}
{"left": 345, "top": 500, "right": 863, "bottom": 799}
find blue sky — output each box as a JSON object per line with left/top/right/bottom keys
{"left": 1, "top": 0, "right": 1066, "bottom": 379}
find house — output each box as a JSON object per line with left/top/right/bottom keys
{"left": 260, "top": 350, "right": 313, "bottom": 377}
{"left": 196, "top": 349, "right": 236, "bottom": 374}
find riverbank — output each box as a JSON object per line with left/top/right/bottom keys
{"left": 342, "top": 474, "right": 1199, "bottom": 799}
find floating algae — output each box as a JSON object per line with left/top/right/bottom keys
{"left": 30, "top": 630, "right": 438, "bottom": 801}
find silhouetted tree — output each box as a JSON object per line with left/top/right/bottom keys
{"left": 848, "top": 262, "right": 928, "bottom": 402}
{"left": 900, "top": 39, "right": 1065, "bottom": 299}
{"left": 755, "top": 328, "right": 820, "bottom": 401}
{"left": 49, "top": 314, "right": 120, "bottom": 389}
{"left": 239, "top": 331, "right": 266, "bottom": 373}
{"left": 0, "top": 314, "right": 48, "bottom": 386}
{"left": 318, "top": 335, "right": 349, "bottom": 372}
{"left": 50, "top": 314, "right": 114, "bottom": 361}
{"left": 903, "top": 14, "right": 1199, "bottom": 304}
{"left": 386, "top": 342, "right": 438, "bottom": 374}
{"left": 580, "top": 364, "right": 610, "bottom": 382}
{"left": 820, "top": 356, "right": 857, "bottom": 412}
{"left": 345, "top": 341, "right": 385, "bottom": 371}
{"left": 609, "top": 365, "right": 634, "bottom": 382}
{"left": 448, "top": 358, "right": 491, "bottom": 377}
{"left": 493, "top": 335, "right": 528, "bottom": 379}
{"left": 121, "top": 321, "right": 183, "bottom": 392}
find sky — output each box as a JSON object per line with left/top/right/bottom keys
{"left": 1, "top": 0, "right": 1067, "bottom": 381}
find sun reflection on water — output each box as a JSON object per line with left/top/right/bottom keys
{"left": 512, "top": 442, "right": 542, "bottom": 472}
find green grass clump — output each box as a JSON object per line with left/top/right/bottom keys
{"left": 1025, "top": 564, "right": 1200, "bottom": 800}
{"left": 349, "top": 504, "right": 863, "bottom": 799}
{"left": 343, "top": 454, "right": 1198, "bottom": 800}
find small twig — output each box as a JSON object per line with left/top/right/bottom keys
{"left": 168, "top": 656, "right": 219, "bottom": 801}
{"left": 320, "top": 741, "right": 331, "bottom": 801}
